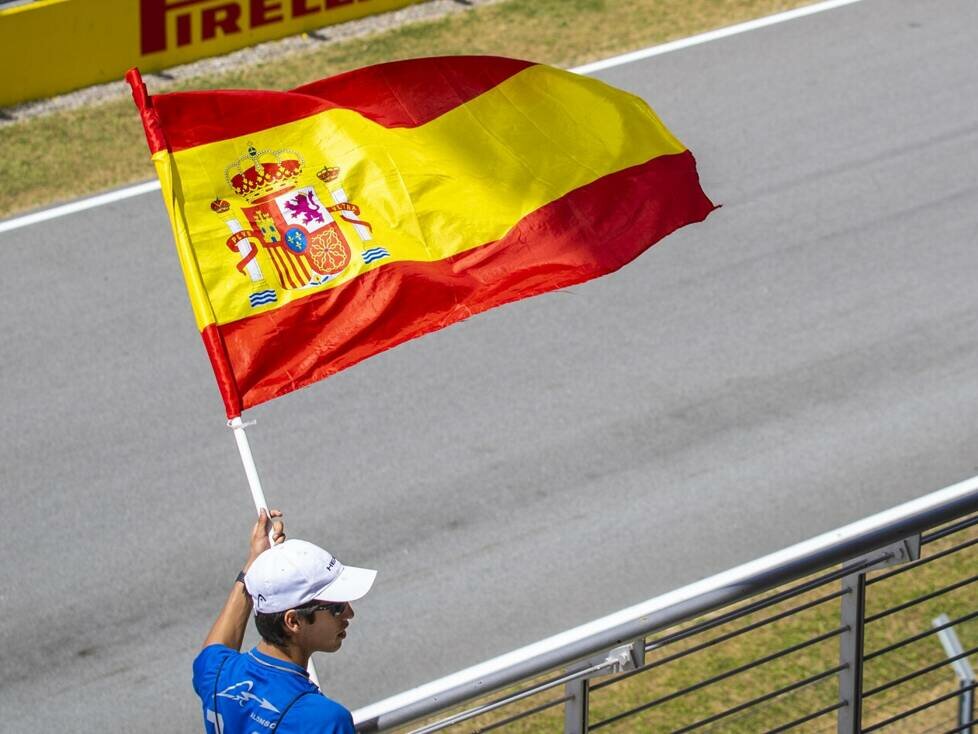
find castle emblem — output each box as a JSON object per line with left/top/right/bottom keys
{"left": 211, "top": 144, "right": 385, "bottom": 308}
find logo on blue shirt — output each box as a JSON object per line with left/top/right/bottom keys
{"left": 217, "top": 680, "right": 281, "bottom": 713}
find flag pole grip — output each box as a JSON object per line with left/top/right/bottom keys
{"left": 226, "top": 415, "right": 321, "bottom": 687}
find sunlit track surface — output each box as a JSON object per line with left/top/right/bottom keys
{"left": 2, "top": 1, "right": 977, "bottom": 730}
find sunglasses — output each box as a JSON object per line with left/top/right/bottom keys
{"left": 309, "top": 601, "right": 347, "bottom": 617}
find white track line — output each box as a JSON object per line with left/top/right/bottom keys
{"left": 0, "top": 0, "right": 865, "bottom": 235}
{"left": 0, "top": 180, "right": 161, "bottom": 234}
{"left": 570, "top": 0, "right": 865, "bottom": 75}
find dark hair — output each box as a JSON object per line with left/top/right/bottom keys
{"left": 254, "top": 601, "right": 319, "bottom": 647}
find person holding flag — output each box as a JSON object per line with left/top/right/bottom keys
{"left": 193, "top": 509, "right": 377, "bottom": 733}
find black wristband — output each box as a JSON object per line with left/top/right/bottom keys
{"left": 235, "top": 570, "right": 247, "bottom": 585}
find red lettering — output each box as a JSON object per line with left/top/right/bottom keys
{"left": 141, "top": 0, "right": 166, "bottom": 54}
{"left": 291, "top": 0, "right": 320, "bottom": 16}
{"left": 202, "top": 3, "right": 242, "bottom": 39}
{"left": 176, "top": 12, "right": 193, "bottom": 46}
{"left": 142, "top": 0, "right": 192, "bottom": 54}
{"left": 139, "top": 0, "right": 372, "bottom": 56}
{"left": 250, "top": 0, "right": 284, "bottom": 26}
{"left": 140, "top": 0, "right": 244, "bottom": 54}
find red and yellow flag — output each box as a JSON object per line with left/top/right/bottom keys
{"left": 127, "top": 56, "right": 715, "bottom": 418}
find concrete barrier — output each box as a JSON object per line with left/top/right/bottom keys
{"left": 0, "top": 0, "right": 422, "bottom": 108}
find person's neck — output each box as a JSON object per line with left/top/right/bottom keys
{"left": 257, "top": 640, "right": 309, "bottom": 670}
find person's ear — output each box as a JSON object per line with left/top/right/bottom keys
{"left": 283, "top": 610, "right": 301, "bottom": 634}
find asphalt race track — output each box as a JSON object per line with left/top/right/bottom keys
{"left": 2, "top": 1, "right": 977, "bottom": 730}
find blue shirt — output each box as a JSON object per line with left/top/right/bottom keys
{"left": 193, "top": 645, "right": 354, "bottom": 734}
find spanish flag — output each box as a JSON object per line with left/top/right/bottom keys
{"left": 127, "top": 57, "right": 715, "bottom": 419}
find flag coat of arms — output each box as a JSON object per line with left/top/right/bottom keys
{"left": 128, "top": 56, "right": 715, "bottom": 418}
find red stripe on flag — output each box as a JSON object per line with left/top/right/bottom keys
{"left": 201, "top": 324, "right": 242, "bottom": 418}
{"left": 147, "top": 57, "right": 535, "bottom": 153}
{"left": 206, "top": 150, "right": 716, "bottom": 415}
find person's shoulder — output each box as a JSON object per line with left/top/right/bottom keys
{"left": 192, "top": 644, "right": 239, "bottom": 698}
{"left": 288, "top": 691, "right": 355, "bottom": 733}
{"left": 193, "top": 643, "right": 238, "bottom": 671}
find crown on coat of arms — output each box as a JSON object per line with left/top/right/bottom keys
{"left": 210, "top": 198, "right": 230, "bottom": 214}
{"left": 317, "top": 166, "right": 340, "bottom": 183}
{"left": 224, "top": 144, "right": 303, "bottom": 202}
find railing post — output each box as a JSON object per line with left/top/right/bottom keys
{"left": 837, "top": 569, "right": 866, "bottom": 733}
{"left": 563, "top": 639, "right": 643, "bottom": 734}
{"left": 959, "top": 682, "right": 974, "bottom": 734}
{"left": 837, "top": 535, "right": 920, "bottom": 733}
{"left": 564, "top": 678, "right": 588, "bottom": 734}
{"left": 632, "top": 636, "right": 647, "bottom": 668}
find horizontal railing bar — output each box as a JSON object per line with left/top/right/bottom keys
{"left": 589, "top": 631, "right": 845, "bottom": 731}
{"left": 865, "top": 608, "right": 978, "bottom": 661}
{"left": 592, "top": 588, "right": 845, "bottom": 692}
{"left": 865, "top": 572, "right": 978, "bottom": 623}
{"left": 760, "top": 701, "right": 845, "bottom": 734}
{"left": 922, "top": 513, "right": 978, "bottom": 544}
{"left": 860, "top": 666, "right": 952, "bottom": 718}
{"left": 438, "top": 667, "right": 575, "bottom": 723}
{"left": 353, "top": 476, "right": 978, "bottom": 732}
{"left": 641, "top": 625, "right": 848, "bottom": 712}
{"left": 864, "top": 644, "right": 978, "bottom": 698}
{"left": 406, "top": 662, "right": 606, "bottom": 734}
{"left": 471, "top": 693, "right": 571, "bottom": 733}
{"left": 641, "top": 564, "right": 863, "bottom": 655}
{"left": 664, "top": 664, "right": 846, "bottom": 734}
{"left": 862, "top": 680, "right": 978, "bottom": 732}
{"left": 941, "top": 717, "right": 977, "bottom": 734}
{"left": 869, "top": 535, "right": 978, "bottom": 586}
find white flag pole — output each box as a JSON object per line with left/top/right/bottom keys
{"left": 228, "top": 416, "right": 271, "bottom": 520}
{"left": 227, "top": 415, "right": 322, "bottom": 688}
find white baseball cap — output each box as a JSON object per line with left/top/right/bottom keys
{"left": 244, "top": 539, "right": 377, "bottom": 614}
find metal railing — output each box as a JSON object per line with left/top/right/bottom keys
{"left": 353, "top": 476, "right": 978, "bottom": 733}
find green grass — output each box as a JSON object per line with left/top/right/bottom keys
{"left": 0, "top": 0, "right": 821, "bottom": 218}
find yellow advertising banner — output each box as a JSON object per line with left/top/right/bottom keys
{"left": 0, "top": 0, "right": 422, "bottom": 107}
